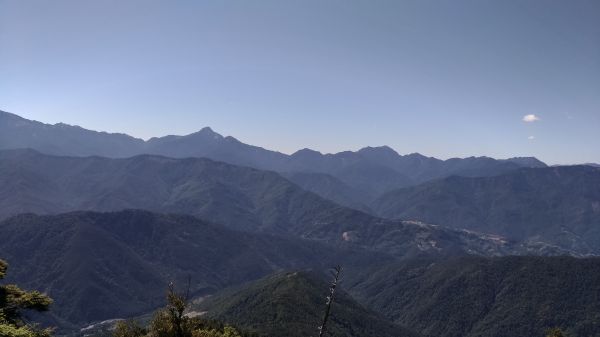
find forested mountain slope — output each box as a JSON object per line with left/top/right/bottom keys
{"left": 0, "top": 210, "right": 373, "bottom": 329}
{"left": 196, "top": 271, "right": 421, "bottom": 337}
{"left": 347, "top": 256, "right": 600, "bottom": 337}
{"left": 0, "top": 149, "right": 547, "bottom": 258}
{"left": 375, "top": 165, "right": 600, "bottom": 254}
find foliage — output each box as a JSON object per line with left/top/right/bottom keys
{"left": 0, "top": 259, "right": 53, "bottom": 337}
{"left": 112, "top": 283, "right": 247, "bottom": 337}
{"left": 546, "top": 328, "right": 567, "bottom": 337}
{"left": 113, "top": 320, "right": 147, "bottom": 337}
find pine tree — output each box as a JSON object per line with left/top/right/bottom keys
{"left": 0, "top": 258, "right": 53, "bottom": 337}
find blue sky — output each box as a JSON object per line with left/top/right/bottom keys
{"left": 1, "top": 0, "right": 599, "bottom": 164}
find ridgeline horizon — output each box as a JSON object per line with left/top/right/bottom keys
{"left": 0, "top": 109, "right": 569, "bottom": 165}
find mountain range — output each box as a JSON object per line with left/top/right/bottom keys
{"left": 0, "top": 110, "right": 547, "bottom": 206}
{"left": 1, "top": 149, "right": 554, "bottom": 259}
{"left": 2, "top": 109, "right": 600, "bottom": 336}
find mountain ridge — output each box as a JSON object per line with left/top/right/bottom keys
{"left": 0, "top": 148, "right": 567, "bottom": 258}
{"left": 1, "top": 110, "right": 548, "bottom": 208}
{"left": 0, "top": 112, "right": 546, "bottom": 210}
{"left": 1, "top": 110, "right": 544, "bottom": 165}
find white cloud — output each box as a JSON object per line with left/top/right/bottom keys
{"left": 528, "top": 136, "right": 535, "bottom": 140}
{"left": 522, "top": 114, "right": 540, "bottom": 122}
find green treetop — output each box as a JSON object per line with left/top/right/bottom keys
{"left": 113, "top": 282, "right": 247, "bottom": 337}
{"left": 0, "top": 259, "right": 53, "bottom": 337}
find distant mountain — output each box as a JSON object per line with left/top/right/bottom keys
{"left": 281, "top": 149, "right": 546, "bottom": 207}
{"left": 0, "top": 110, "right": 144, "bottom": 157}
{"left": 0, "top": 148, "right": 320, "bottom": 234}
{"left": 584, "top": 163, "right": 600, "bottom": 168}
{"left": 0, "top": 149, "right": 552, "bottom": 258}
{"left": 375, "top": 165, "right": 600, "bottom": 254}
{"left": 0, "top": 110, "right": 546, "bottom": 206}
{"left": 196, "top": 271, "right": 420, "bottom": 337}
{"left": 347, "top": 256, "right": 600, "bottom": 337}
{"left": 0, "top": 110, "right": 289, "bottom": 167}
{"left": 503, "top": 156, "right": 548, "bottom": 168}
{"left": 0, "top": 210, "right": 356, "bottom": 329}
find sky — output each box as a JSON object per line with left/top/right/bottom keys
{"left": 0, "top": 0, "right": 599, "bottom": 164}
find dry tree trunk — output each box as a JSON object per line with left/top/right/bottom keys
{"left": 318, "top": 265, "right": 343, "bottom": 337}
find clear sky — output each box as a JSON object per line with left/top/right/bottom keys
{"left": 1, "top": 0, "right": 599, "bottom": 164}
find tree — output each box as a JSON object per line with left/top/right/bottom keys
{"left": 318, "top": 266, "right": 342, "bottom": 337}
{"left": 148, "top": 281, "right": 195, "bottom": 337}
{"left": 546, "top": 327, "right": 567, "bottom": 337}
{"left": 114, "top": 281, "right": 244, "bottom": 337}
{"left": 0, "top": 258, "right": 53, "bottom": 337}
{"left": 113, "top": 320, "right": 147, "bottom": 337}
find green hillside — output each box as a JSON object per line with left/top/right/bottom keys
{"left": 197, "top": 271, "right": 420, "bottom": 337}
{"left": 347, "top": 256, "right": 600, "bottom": 337}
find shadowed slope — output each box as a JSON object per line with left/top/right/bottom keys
{"left": 0, "top": 210, "right": 339, "bottom": 328}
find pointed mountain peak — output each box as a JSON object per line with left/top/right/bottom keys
{"left": 199, "top": 126, "right": 215, "bottom": 133}
{"left": 189, "top": 126, "right": 224, "bottom": 140}
{"left": 195, "top": 126, "right": 217, "bottom": 135}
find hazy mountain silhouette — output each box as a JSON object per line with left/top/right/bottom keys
{"left": 0, "top": 110, "right": 144, "bottom": 157}
{"left": 0, "top": 110, "right": 546, "bottom": 207}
